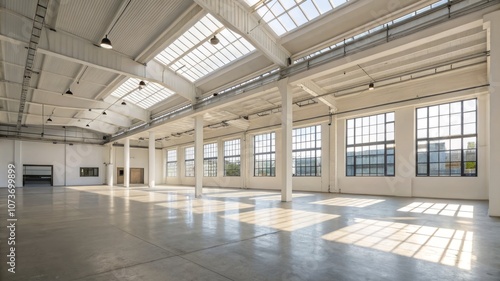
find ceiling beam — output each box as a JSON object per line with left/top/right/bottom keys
{"left": 0, "top": 82, "right": 149, "bottom": 122}
{"left": 297, "top": 80, "right": 338, "bottom": 113}
{"left": 193, "top": 0, "right": 291, "bottom": 67}
{"left": 1, "top": 109, "right": 130, "bottom": 129}
{"left": 0, "top": 8, "right": 199, "bottom": 102}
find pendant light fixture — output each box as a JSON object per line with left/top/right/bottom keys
{"left": 102, "top": 111, "right": 107, "bottom": 115}
{"left": 121, "top": 100, "right": 127, "bottom": 106}
{"left": 368, "top": 82, "right": 375, "bottom": 90}
{"left": 47, "top": 117, "right": 52, "bottom": 122}
{"left": 139, "top": 80, "right": 146, "bottom": 89}
{"left": 65, "top": 88, "right": 73, "bottom": 95}
{"left": 210, "top": 35, "right": 220, "bottom": 45}
{"left": 100, "top": 35, "right": 113, "bottom": 49}
{"left": 99, "top": 0, "right": 132, "bottom": 50}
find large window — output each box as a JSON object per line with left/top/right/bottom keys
{"left": 416, "top": 99, "right": 477, "bottom": 176}
{"left": 346, "top": 112, "right": 395, "bottom": 176}
{"left": 254, "top": 132, "right": 276, "bottom": 176}
{"left": 167, "top": 149, "right": 177, "bottom": 177}
{"left": 224, "top": 139, "right": 241, "bottom": 176}
{"left": 185, "top": 147, "right": 195, "bottom": 177}
{"left": 204, "top": 143, "right": 217, "bottom": 177}
{"left": 293, "top": 125, "right": 321, "bottom": 176}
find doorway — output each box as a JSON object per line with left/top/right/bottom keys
{"left": 117, "top": 167, "right": 144, "bottom": 184}
{"left": 23, "top": 165, "right": 53, "bottom": 186}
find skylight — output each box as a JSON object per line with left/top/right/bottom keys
{"left": 245, "top": 0, "right": 348, "bottom": 36}
{"left": 154, "top": 14, "right": 256, "bottom": 82}
{"left": 110, "top": 78, "right": 175, "bottom": 109}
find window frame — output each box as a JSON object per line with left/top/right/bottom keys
{"left": 292, "top": 125, "right": 322, "bottom": 177}
{"left": 415, "top": 99, "right": 478, "bottom": 177}
{"left": 167, "top": 149, "right": 177, "bottom": 177}
{"left": 203, "top": 143, "right": 218, "bottom": 177}
{"left": 224, "top": 139, "right": 241, "bottom": 177}
{"left": 254, "top": 132, "right": 276, "bottom": 177}
{"left": 345, "top": 112, "right": 395, "bottom": 177}
{"left": 80, "top": 167, "right": 99, "bottom": 177}
{"left": 185, "top": 146, "right": 195, "bottom": 177}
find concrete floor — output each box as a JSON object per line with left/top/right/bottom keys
{"left": 0, "top": 185, "right": 499, "bottom": 281}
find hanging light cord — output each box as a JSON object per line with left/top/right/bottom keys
{"left": 106, "top": 0, "right": 132, "bottom": 36}
{"left": 357, "top": 64, "right": 375, "bottom": 82}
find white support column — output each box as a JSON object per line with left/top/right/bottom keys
{"left": 195, "top": 115, "right": 204, "bottom": 197}
{"left": 149, "top": 131, "right": 156, "bottom": 188}
{"left": 124, "top": 138, "right": 130, "bottom": 188}
{"left": 14, "top": 140, "right": 22, "bottom": 187}
{"left": 279, "top": 78, "right": 293, "bottom": 202}
{"left": 484, "top": 11, "right": 500, "bottom": 216}
{"left": 107, "top": 145, "right": 115, "bottom": 187}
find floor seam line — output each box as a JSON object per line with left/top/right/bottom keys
{"left": 70, "top": 255, "right": 179, "bottom": 281}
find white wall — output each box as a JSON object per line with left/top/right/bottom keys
{"left": 0, "top": 140, "right": 107, "bottom": 187}
{"left": 0, "top": 139, "right": 15, "bottom": 186}
{"left": 112, "top": 146, "right": 164, "bottom": 185}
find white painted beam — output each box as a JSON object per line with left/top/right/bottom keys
{"left": 0, "top": 80, "right": 149, "bottom": 122}
{"left": 0, "top": 9, "right": 198, "bottom": 102}
{"left": 2, "top": 110, "right": 128, "bottom": 130}
{"left": 297, "top": 80, "right": 338, "bottom": 112}
{"left": 193, "top": 0, "right": 290, "bottom": 67}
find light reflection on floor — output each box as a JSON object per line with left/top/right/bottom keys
{"left": 223, "top": 208, "right": 339, "bottom": 231}
{"left": 206, "top": 191, "right": 278, "bottom": 198}
{"left": 311, "top": 197, "right": 385, "bottom": 207}
{"left": 249, "top": 194, "right": 314, "bottom": 201}
{"left": 156, "top": 199, "right": 255, "bottom": 214}
{"left": 322, "top": 218, "right": 473, "bottom": 270}
{"left": 398, "top": 202, "right": 474, "bottom": 218}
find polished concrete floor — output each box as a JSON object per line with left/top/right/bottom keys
{"left": 0, "top": 185, "right": 499, "bottom": 281}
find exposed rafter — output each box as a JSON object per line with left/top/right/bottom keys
{"left": 297, "top": 80, "right": 338, "bottom": 113}
{"left": 193, "top": 0, "right": 291, "bottom": 67}
{"left": 0, "top": 8, "right": 199, "bottom": 103}
{"left": 0, "top": 82, "right": 149, "bottom": 123}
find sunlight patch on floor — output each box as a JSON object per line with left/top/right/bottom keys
{"left": 206, "top": 191, "right": 278, "bottom": 198}
{"left": 249, "top": 194, "right": 314, "bottom": 201}
{"left": 322, "top": 218, "right": 473, "bottom": 270}
{"left": 223, "top": 208, "right": 339, "bottom": 231}
{"left": 156, "top": 199, "right": 254, "bottom": 214}
{"left": 311, "top": 197, "right": 385, "bottom": 208}
{"left": 398, "top": 202, "right": 474, "bottom": 218}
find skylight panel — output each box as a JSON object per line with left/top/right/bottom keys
{"left": 154, "top": 14, "right": 256, "bottom": 82}
{"left": 110, "top": 78, "right": 175, "bottom": 109}
{"left": 246, "top": 0, "right": 348, "bottom": 36}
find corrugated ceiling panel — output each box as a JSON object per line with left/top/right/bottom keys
{"left": 41, "top": 56, "right": 81, "bottom": 78}
{"left": 56, "top": 0, "right": 122, "bottom": 43}
{"left": 0, "top": 0, "right": 37, "bottom": 18}
{"left": 82, "top": 67, "right": 118, "bottom": 86}
{"left": 108, "top": 0, "right": 192, "bottom": 58}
